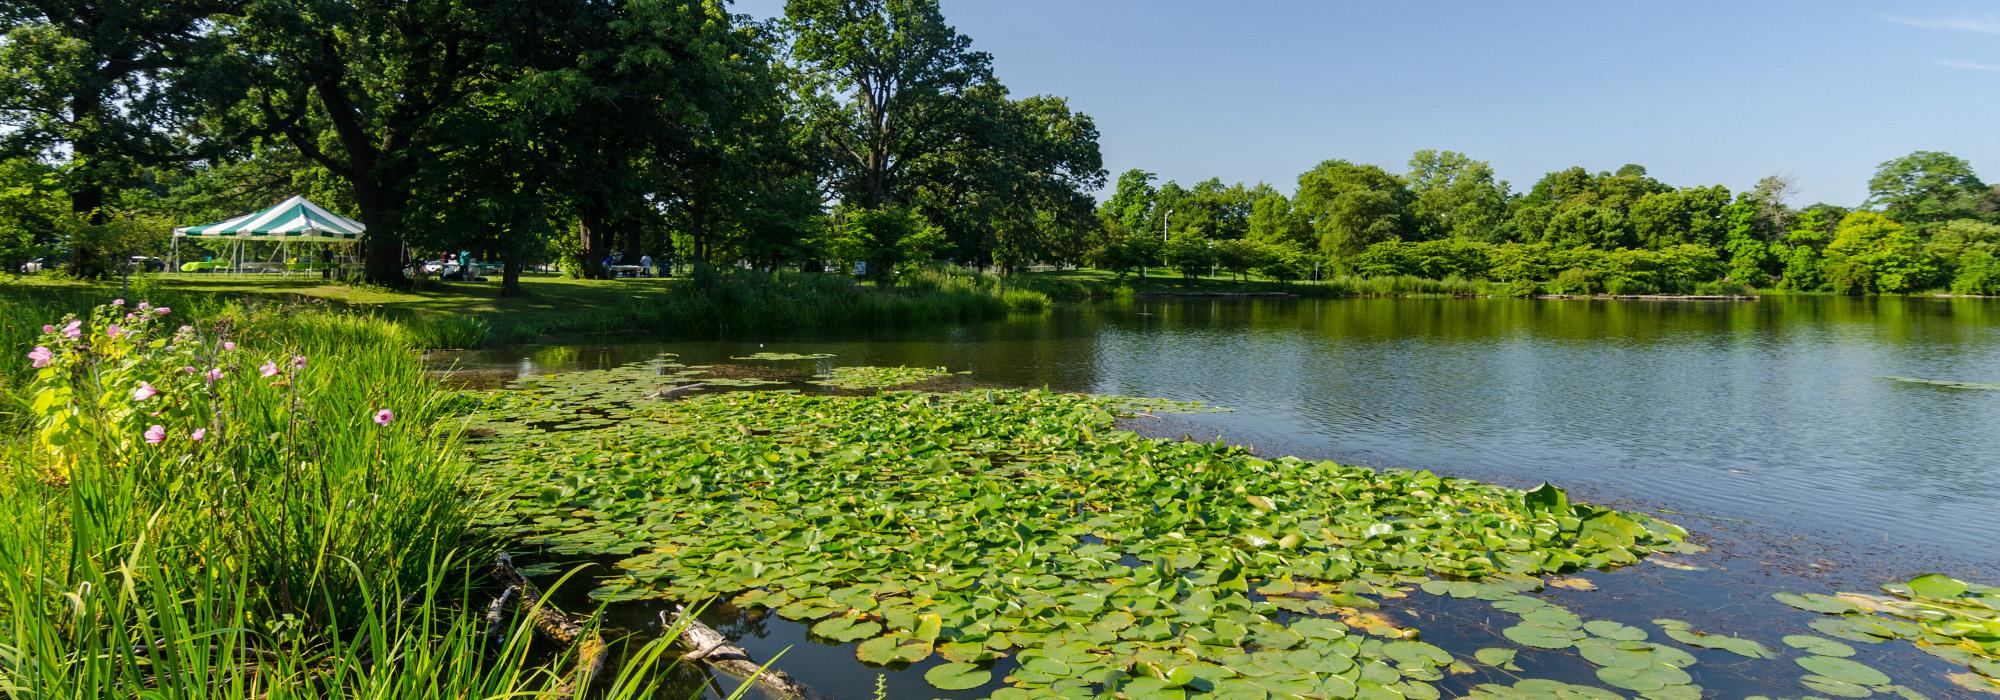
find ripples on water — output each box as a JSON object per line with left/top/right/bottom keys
{"left": 448, "top": 296, "right": 2000, "bottom": 698}
{"left": 448, "top": 296, "right": 2000, "bottom": 577}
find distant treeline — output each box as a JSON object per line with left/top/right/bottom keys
{"left": 1091, "top": 151, "right": 2000, "bottom": 296}
{"left": 1, "top": 0, "right": 1993, "bottom": 296}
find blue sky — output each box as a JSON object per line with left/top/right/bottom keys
{"left": 733, "top": 1, "right": 2000, "bottom": 206}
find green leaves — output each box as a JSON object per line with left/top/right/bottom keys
{"left": 1654, "top": 618, "right": 1775, "bottom": 659}
{"left": 1773, "top": 592, "right": 1863, "bottom": 615}
{"left": 1523, "top": 482, "right": 1569, "bottom": 515}
{"left": 810, "top": 615, "right": 882, "bottom": 642}
{"left": 1782, "top": 635, "right": 1856, "bottom": 658}
{"left": 1795, "top": 655, "right": 1892, "bottom": 686}
{"left": 924, "top": 662, "right": 993, "bottom": 691}
{"left": 1904, "top": 573, "right": 1970, "bottom": 600}
{"left": 467, "top": 364, "right": 1709, "bottom": 698}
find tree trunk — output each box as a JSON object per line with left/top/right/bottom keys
{"left": 355, "top": 184, "right": 408, "bottom": 286}
{"left": 501, "top": 257, "right": 524, "bottom": 297}
{"left": 577, "top": 208, "right": 609, "bottom": 279}
{"left": 619, "top": 221, "right": 643, "bottom": 266}
{"left": 67, "top": 184, "right": 108, "bottom": 279}
{"left": 65, "top": 91, "right": 110, "bottom": 279}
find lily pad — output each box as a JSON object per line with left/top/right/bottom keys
{"left": 925, "top": 661, "right": 993, "bottom": 690}
{"left": 1796, "top": 655, "right": 1893, "bottom": 687}
{"left": 1774, "top": 592, "right": 1864, "bottom": 615}
{"left": 1782, "top": 634, "right": 1856, "bottom": 657}
{"left": 1503, "top": 623, "right": 1580, "bottom": 650}
{"left": 1474, "top": 647, "right": 1518, "bottom": 668}
{"left": 810, "top": 615, "right": 882, "bottom": 642}
{"left": 1594, "top": 663, "right": 1691, "bottom": 692}
{"left": 1905, "top": 573, "right": 1970, "bottom": 600}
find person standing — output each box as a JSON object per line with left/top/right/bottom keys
{"left": 639, "top": 254, "right": 653, "bottom": 277}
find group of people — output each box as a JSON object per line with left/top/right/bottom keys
{"left": 598, "top": 253, "right": 664, "bottom": 278}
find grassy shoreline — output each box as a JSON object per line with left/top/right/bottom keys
{"left": 0, "top": 297, "right": 719, "bottom": 697}
{"left": 2, "top": 268, "right": 1050, "bottom": 350}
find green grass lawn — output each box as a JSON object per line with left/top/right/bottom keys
{"left": 0, "top": 272, "right": 678, "bottom": 321}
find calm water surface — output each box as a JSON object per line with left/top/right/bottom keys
{"left": 457, "top": 296, "right": 2000, "bottom": 578}
{"left": 449, "top": 296, "right": 2000, "bottom": 698}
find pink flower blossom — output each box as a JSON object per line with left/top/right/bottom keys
{"left": 41, "top": 324, "right": 53, "bottom": 334}
{"left": 62, "top": 320, "right": 81, "bottom": 338}
{"left": 205, "top": 367, "right": 223, "bottom": 384}
{"left": 111, "top": 298, "right": 124, "bottom": 307}
{"left": 292, "top": 355, "right": 307, "bottom": 369}
{"left": 190, "top": 428, "right": 207, "bottom": 442}
{"left": 155, "top": 307, "right": 171, "bottom": 316}
{"left": 137, "top": 302, "right": 151, "bottom": 311}
{"left": 27, "top": 346, "right": 53, "bottom": 369}
{"left": 107, "top": 324, "right": 123, "bottom": 339}
{"left": 181, "top": 366, "right": 198, "bottom": 374}
{"left": 222, "top": 341, "right": 237, "bottom": 351}
{"left": 132, "top": 382, "right": 158, "bottom": 401}
{"left": 144, "top": 425, "right": 166, "bottom": 444}
{"left": 372, "top": 409, "right": 394, "bottom": 426}
{"left": 260, "top": 361, "right": 279, "bottom": 378}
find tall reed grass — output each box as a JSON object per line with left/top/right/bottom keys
{"left": 433, "top": 267, "right": 1050, "bottom": 347}
{"left": 0, "top": 295, "right": 726, "bottom": 698}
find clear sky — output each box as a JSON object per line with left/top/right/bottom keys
{"left": 732, "top": 1, "right": 2000, "bottom": 206}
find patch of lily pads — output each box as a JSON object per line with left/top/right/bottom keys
{"left": 1771, "top": 573, "right": 2000, "bottom": 696}
{"left": 1882, "top": 376, "right": 2000, "bottom": 391}
{"left": 808, "top": 365, "right": 960, "bottom": 389}
{"left": 731, "top": 352, "right": 837, "bottom": 361}
{"left": 461, "top": 363, "right": 1714, "bottom": 696}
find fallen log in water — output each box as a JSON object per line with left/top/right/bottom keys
{"left": 493, "top": 554, "right": 608, "bottom": 698}
{"left": 490, "top": 553, "right": 809, "bottom": 699}
{"left": 660, "top": 605, "right": 811, "bottom": 698}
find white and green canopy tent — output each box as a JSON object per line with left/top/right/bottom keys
{"left": 171, "top": 196, "right": 366, "bottom": 273}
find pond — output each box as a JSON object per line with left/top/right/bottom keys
{"left": 441, "top": 295, "right": 2000, "bottom": 698}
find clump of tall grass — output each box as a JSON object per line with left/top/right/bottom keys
{"left": 1316, "top": 274, "right": 1491, "bottom": 297}
{"left": 406, "top": 314, "right": 493, "bottom": 350}
{"left": 0, "top": 297, "right": 720, "bottom": 697}
{"left": 642, "top": 268, "right": 1036, "bottom": 335}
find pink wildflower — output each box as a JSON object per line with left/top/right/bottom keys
{"left": 132, "top": 382, "right": 158, "bottom": 401}
{"left": 260, "top": 361, "right": 279, "bottom": 378}
{"left": 41, "top": 324, "right": 53, "bottom": 334}
{"left": 155, "top": 307, "right": 170, "bottom": 316}
{"left": 181, "top": 366, "right": 198, "bottom": 374}
{"left": 222, "top": 341, "right": 237, "bottom": 351}
{"left": 372, "top": 409, "right": 394, "bottom": 426}
{"left": 190, "top": 428, "right": 207, "bottom": 442}
{"left": 137, "top": 302, "right": 151, "bottom": 311}
{"left": 292, "top": 355, "right": 307, "bottom": 369}
{"left": 27, "top": 346, "right": 53, "bottom": 369}
{"left": 144, "top": 425, "right": 166, "bottom": 444}
{"left": 204, "top": 367, "right": 223, "bottom": 384}
{"left": 107, "top": 324, "right": 123, "bottom": 339}
{"left": 62, "top": 320, "right": 81, "bottom": 338}
{"left": 111, "top": 298, "right": 124, "bottom": 307}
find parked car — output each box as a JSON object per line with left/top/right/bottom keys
{"left": 129, "top": 256, "right": 166, "bottom": 272}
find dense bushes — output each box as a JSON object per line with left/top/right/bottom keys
{"left": 1331, "top": 209, "right": 1998, "bottom": 296}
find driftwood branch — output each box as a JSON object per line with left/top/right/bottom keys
{"left": 659, "top": 606, "right": 810, "bottom": 699}
{"left": 489, "top": 553, "right": 810, "bottom": 699}
{"left": 492, "top": 554, "right": 607, "bottom": 699}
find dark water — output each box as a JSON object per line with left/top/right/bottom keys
{"left": 445, "top": 295, "right": 2000, "bottom": 698}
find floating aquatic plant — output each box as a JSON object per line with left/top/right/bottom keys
{"left": 808, "top": 365, "right": 956, "bottom": 389}
{"left": 462, "top": 363, "right": 1701, "bottom": 696}
{"left": 730, "top": 352, "right": 836, "bottom": 361}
